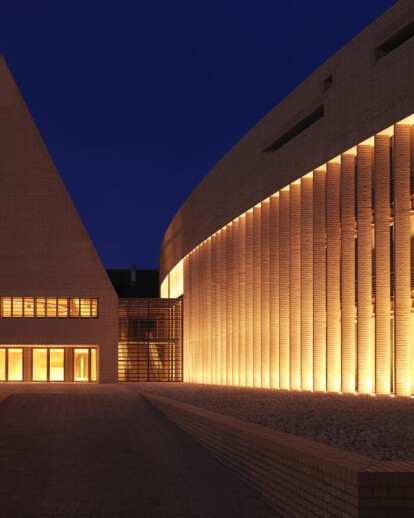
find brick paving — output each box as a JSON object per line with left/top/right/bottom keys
{"left": 0, "top": 383, "right": 275, "bottom": 517}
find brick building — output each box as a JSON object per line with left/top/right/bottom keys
{"left": 160, "top": 0, "right": 414, "bottom": 396}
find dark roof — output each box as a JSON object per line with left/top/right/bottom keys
{"left": 106, "top": 269, "right": 159, "bottom": 298}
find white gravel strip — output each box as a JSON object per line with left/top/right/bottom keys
{"left": 138, "top": 383, "right": 414, "bottom": 461}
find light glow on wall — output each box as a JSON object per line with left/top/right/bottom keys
{"left": 171, "top": 114, "right": 414, "bottom": 396}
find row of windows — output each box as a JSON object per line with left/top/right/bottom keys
{"left": 0, "top": 297, "right": 99, "bottom": 319}
{"left": 0, "top": 347, "right": 97, "bottom": 382}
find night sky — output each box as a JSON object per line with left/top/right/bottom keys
{"left": 0, "top": 0, "right": 396, "bottom": 269}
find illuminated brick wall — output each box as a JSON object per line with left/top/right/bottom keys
{"left": 182, "top": 120, "right": 414, "bottom": 396}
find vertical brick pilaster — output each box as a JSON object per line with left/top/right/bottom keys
{"left": 261, "top": 200, "right": 270, "bottom": 388}
{"left": 211, "top": 234, "right": 218, "bottom": 385}
{"left": 394, "top": 124, "right": 411, "bottom": 396}
{"left": 253, "top": 206, "right": 262, "bottom": 387}
{"left": 375, "top": 134, "right": 391, "bottom": 395}
{"left": 245, "top": 211, "right": 254, "bottom": 387}
{"left": 216, "top": 232, "right": 222, "bottom": 384}
{"left": 194, "top": 246, "right": 201, "bottom": 383}
{"left": 341, "top": 153, "right": 356, "bottom": 393}
{"left": 290, "top": 183, "right": 301, "bottom": 390}
{"left": 238, "top": 215, "right": 246, "bottom": 387}
{"left": 232, "top": 219, "right": 239, "bottom": 386}
{"left": 313, "top": 169, "right": 326, "bottom": 391}
{"left": 301, "top": 176, "right": 313, "bottom": 391}
{"left": 357, "top": 144, "right": 373, "bottom": 394}
{"left": 191, "top": 251, "right": 197, "bottom": 383}
{"left": 205, "top": 238, "right": 212, "bottom": 384}
{"left": 280, "top": 189, "right": 290, "bottom": 389}
{"left": 226, "top": 224, "right": 233, "bottom": 386}
{"left": 270, "top": 195, "right": 280, "bottom": 389}
{"left": 220, "top": 229, "right": 227, "bottom": 385}
{"left": 183, "top": 255, "right": 190, "bottom": 381}
{"left": 200, "top": 242, "right": 206, "bottom": 383}
{"left": 327, "top": 161, "right": 341, "bottom": 393}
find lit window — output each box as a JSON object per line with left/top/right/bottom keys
{"left": 74, "top": 349, "right": 89, "bottom": 381}
{"left": 1, "top": 298, "right": 11, "bottom": 318}
{"left": 36, "top": 298, "right": 46, "bottom": 317}
{"left": 0, "top": 349, "right": 5, "bottom": 381}
{"left": 91, "top": 299, "right": 98, "bottom": 318}
{"left": 49, "top": 349, "right": 64, "bottom": 381}
{"left": 57, "top": 298, "right": 68, "bottom": 318}
{"left": 47, "top": 297, "right": 57, "bottom": 318}
{"left": 70, "top": 298, "right": 80, "bottom": 317}
{"left": 80, "top": 299, "right": 91, "bottom": 318}
{"left": 8, "top": 349, "right": 23, "bottom": 381}
{"left": 24, "top": 297, "right": 35, "bottom": 317}
{"left": 12, "top": 297, "right": 23, "bottom": 318}
{"left": 91, "top": 348, "right": 97, "bottom": 381}
{"left": 32, "top": 349, "right": 47, "bottom": 381}
{"left": 0, "top": 297, "right": 98, "bottom": 318}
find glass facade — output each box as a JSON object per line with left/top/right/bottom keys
{"left": 0, "top": 347, "right": 97, "bottom": 382}
{"left": 118, "top": 298, "right": 182, "bottom": 382}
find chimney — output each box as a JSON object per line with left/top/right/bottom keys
{"left": 130, "top": 264, "right": 137, "bottom": 282}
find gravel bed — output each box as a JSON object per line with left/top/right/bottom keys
{"left": 138, "top": 383, "right": 414, "bottom": 461}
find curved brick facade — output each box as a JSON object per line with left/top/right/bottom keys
{"left": 160, "top": 1, "right": 414, "bottom": 395}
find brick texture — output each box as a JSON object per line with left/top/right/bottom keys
{"left": 144, "top": 392, "right": 414, "bottom": 518}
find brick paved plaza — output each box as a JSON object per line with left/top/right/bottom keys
{"left": 0, "top": 384, "right": 274, "bottom": 517}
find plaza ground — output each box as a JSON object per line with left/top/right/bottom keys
{"left": 0, "top": 383, "right": 274, "bottom": 517}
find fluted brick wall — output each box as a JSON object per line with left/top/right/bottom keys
{"left": 181, "top": 123, "right": 413, "bottom": 396}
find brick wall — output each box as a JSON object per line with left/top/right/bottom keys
{"left": 143, "top": 392, "right": 414, "bottom": 518}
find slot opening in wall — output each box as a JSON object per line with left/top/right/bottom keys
{"left": 264, "top": 105, "right": 324, "bottom": 153}
{"left": 375, "top": 20, "right": 414, "bottom": 61}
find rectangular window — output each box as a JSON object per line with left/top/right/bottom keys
{"left": 12, "top": 297, "right": 23, "bottom": 318}
{"left": 24, "top": 297, "right": 35, "bottom": 317}
{"left": 49, "top": 349, "right": 64, "bottom": 381}
{"left": 91, "top": 348, "right": 97, "bottom": 381}
{"left": 74, "top": 349, "right": 89, "bottom": 381}
{"left": 32, "top": 348, "right": 48, "bottom": 381}
{"left": 46, "top": 297, "right": 57, "bottom": 318}
{"left": 0, "top": 349, "right": 5, "bottom": 381}
{"left": 57, "top": 298, "right": 68, "bottom": 318}
{"left": 0, "top": 297, "right": 98, "bottom": 318}
{"left": 80, "top": 299, "right": 91, "bottom": 318}
{"left": 8, "top": 349, "right": 23, "bottom": 381}
{"left": 70, "top": 298, "right": 80, "bottom": 317}
{"left": 1, "top": 297, "right": 11, "bottom": 318}
{"left": 91, "top": 299, "right": 98, "bottom": 318}
{"left": 36, "top": 297, "right": 46, "bottom": 317}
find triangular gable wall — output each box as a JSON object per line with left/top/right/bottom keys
{"left": 0, "top": 57, "right": 114, "bottom": 293}
{"left": 0, "top": 57, "right": 118, "bottom": 381}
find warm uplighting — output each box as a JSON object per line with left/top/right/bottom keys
{"left": 161, "top": 259, "right": 183, "bottom": 298}
{"left": 175, "top": 114, "right": 414, "bottom": 396}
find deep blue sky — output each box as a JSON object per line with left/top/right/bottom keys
{"left": 0, "top": 0, "right": 396, "bottom": 269}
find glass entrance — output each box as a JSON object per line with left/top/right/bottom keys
{"left": 74, "top": 348, "right": 97, "bottom": 382}
{"left": 0, "top": 348, "right": 23, "bottom": 381}
{"left": 32, "top": 348, "right": 65, "bottom": 381}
